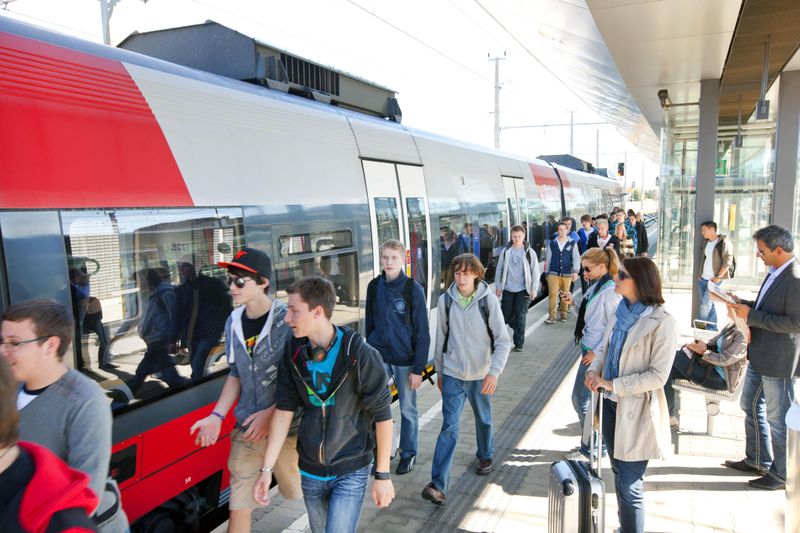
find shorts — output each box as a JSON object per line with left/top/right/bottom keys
{"left": 228, "top": 427, "right": 302, "bottom": 510}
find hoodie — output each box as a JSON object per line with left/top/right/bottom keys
{"left": 434, "top": 281, "right": 512, "bottom": 381}
{"left": 0, "top": 441, "right": 98, "bottom": 533}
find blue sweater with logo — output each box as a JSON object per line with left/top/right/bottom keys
{"left": 365, "top": 272, "right": 430, "bottom": 375}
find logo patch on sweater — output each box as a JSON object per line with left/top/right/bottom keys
{"left": 393, "top": 298, "right": 407, "bottom": 314}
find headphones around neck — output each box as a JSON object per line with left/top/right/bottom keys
{"left": 307, "top": 327, "right": 338, "bottom": 363}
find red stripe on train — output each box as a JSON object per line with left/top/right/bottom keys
{"left": 0, "top": 32, "right": 192, "bottom": 208}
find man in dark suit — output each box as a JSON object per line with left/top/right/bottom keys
{"left": 725, "top": 225, "right": 800, "bottom": 490}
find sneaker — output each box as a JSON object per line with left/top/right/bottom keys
{"left": 748, "top": 474, "right": 785, "bottom": 490}
{"left": 558, "top": 316, "right": 567, "bottom": 322}
{"left": 513, "top": 346, "right": 523, "bottom": 352}
{"left": 396, "top": 456, "right": 415, "bottom": 475}
{"left": 564, "top": 449, "right": 588, "bottom": 461}
{"left": 421, "top": 483, "right": 446, "bottom": 505}
{"left": 723, "top": 459, "right": 768, "bottom": 475}
{"left": 669, "top": 416, "right": 679, "bottom": 427}
{"left": 545, "top": 318, "right": 556, "bottom": 325}
{"left": 476, "top": 458, "right": 493, "bottom": 475}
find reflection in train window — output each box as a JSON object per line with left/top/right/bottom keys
{"left": 438, "top": 207, "right": 504, "bottom": 288}
{"left": 60, "top": 208, "right": 245, "bottom": 411}
{"left": 274, "top": 251, "right": 360, "bottom": 328}
{"left": 405, "top": 198, "right": 428, "bottom": 298}
{"left": 278, "top": 229, "right": 353, "bottom": 257}
{"left": 374, "top": 197, "right": 400, "bottom": 244}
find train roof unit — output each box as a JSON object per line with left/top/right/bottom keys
{"left": 118, "top": 21, "right": 402, "bottom": 122}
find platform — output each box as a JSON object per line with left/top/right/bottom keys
{"left": 214, "top": 289, "right": 786, "bottom": 533}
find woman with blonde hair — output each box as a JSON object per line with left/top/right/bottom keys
{"left": 616, "top": 222, "right": 635, "bottom": 259}
{"left": 562, "top": 247, "right": 621, "bottom": 459}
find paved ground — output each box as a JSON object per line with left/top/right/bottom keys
{"left": 214, "top": 289, "right": 789, "bottom": 533}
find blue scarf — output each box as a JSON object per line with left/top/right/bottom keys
{"left": 603, "top": 298, "right": 648, "bottom": 381}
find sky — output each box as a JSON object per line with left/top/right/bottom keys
{"left": 1, "top": 0, "right": 658, "bottom": 190}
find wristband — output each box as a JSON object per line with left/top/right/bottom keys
{"left": 259, "top": 466, "right": 273, "bottom": 473}
{"left": 210, "top": 411, "right": 225, "bottom": 421}
{"left": 373, "top": 471, "right": 390, "bottom": 481}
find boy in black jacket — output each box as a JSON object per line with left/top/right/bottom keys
{"left": 365, "top": 239, "right": 430, "bottom": 475}
{"left": 253, "top": 276, "right": 394, "bottom": 533}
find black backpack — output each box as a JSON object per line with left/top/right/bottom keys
{"left": 366, "top": 273, "right": 417, "bottom": 351}
{"left": 714, "top": 238, "right": 736, "bottom": 278}
{"left": 442, "top": 292, "right": 494, "bottom": 353}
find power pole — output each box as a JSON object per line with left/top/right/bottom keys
{"left": 99, "top": 0, "right": 120, "bottom": 45}
{"left": 489, "top": 52, "right": 506, "bottom": 149}
{"left": 569, "top": 110, "right": 574, "bottom": 154}
{"left": 595, "top": 129, "right": 600, "bottom": 168}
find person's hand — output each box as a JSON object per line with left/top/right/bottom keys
{"left": 496, "top": 288, "right": 502, "bottom": 297}
{"left": 371, "top": 479, "right": 395, "bottom": 508}
{"left": 437, "top": 375, "right": 443, "bottom": 392}
{"left": 688, "top": 340, "right": 707, "bottom": 354}
{"left": 571, "top": 273, "right": 578, "bottom": 282}
{"left": 253, "top": 471, "right": 273, "bottom": 506}
{"left": 408, "top": 373, "right": 422, "bottom": 391}
{"left": 242, "top": 407, "right": 275, "bottom": 442}
{"left": 581, "top": 350, "right": 594, "bottom": 366}
{"left": 560, "top": 291, "right": 573, "bottom": 305}
{"left": 727, "top": 292, "right": 741, "bottom": 304}
{"left": 728, "top": 303, "right": 751, "bottom": 320}
{"left": 189, "top": 415, "right": 222, "bottom": 447}
{"left": 530, "top": 291, "right": 536, "bottom": 302}
{"left": 481, "top": 375, "right": 498, "bottom": 395}
{"left": 711, "top": 277, "right": 721, "bottom": 284}
{"left": 584, "top": 370, "right": 599, "bottom": 390}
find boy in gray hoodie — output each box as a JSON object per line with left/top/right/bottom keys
{"left": 422, "top": 254, "right": 511, "bottom": 505}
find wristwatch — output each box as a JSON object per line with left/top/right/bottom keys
{"left": 373, "top": 471, "right": 390, "bottom": 481}
{"left": 259, "top": 466, "right": 273, "bottom": 474}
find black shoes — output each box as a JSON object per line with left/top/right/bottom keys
{"left": 476, "top": 458, "right": 493, "bottom": 475}
{"left": 421, "top": 483, "right": 446, "bottom": 505}
{"left": 396, "top": 455, "right": 415, "bottom": 475}
{"left": 513, "top": 346, "right": 523, "bottom": 352}
{"left": 723, "top": 459, "right": 767, "bottom": 475}
{"left": 748, "top": 474, "right": 785, "bottom": 491}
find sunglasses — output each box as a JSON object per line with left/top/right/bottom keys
{"left": 617, "top": 270, "right": 631, "bottom": 281}
{"left": 227, "top": 276, "right": 252, "bottom": 289}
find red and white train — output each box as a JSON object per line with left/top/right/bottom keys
{"left": 0, "top": 17, "right": 623, "bottom": 530}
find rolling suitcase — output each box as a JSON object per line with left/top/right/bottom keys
{"left": 548, "top": 389, "right": 606, "bottom": 533}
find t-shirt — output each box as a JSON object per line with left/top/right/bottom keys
{"left": 702, "top": 239, "right": 719, "bottom": 280}
{"left": 300, "top": 327, "right": 344, "bottom": 482}
{"left": 504, "top": 247, "right": 527, "bottom": 293}
{"left": 16, "top": 385, "right": 48, "bottom": 411}
{"left": 597, "top": 234, "right": 611, "bottom": 249}
{"left": 241, "top": 310, "right": 269, "bottom": 357}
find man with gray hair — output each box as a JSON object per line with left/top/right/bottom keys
{"left": 725, "top": 225, "right": 800, "bottom": 490}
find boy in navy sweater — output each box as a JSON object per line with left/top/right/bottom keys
{"left": 365, "top": 239, "right": 430, "bottom": 475}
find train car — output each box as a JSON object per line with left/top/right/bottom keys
{"left": 0, "top": 17, "right": 622, "bottom": 530}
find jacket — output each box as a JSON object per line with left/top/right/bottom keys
{"left": 434, "top": 281, "right": 512, "bottom": 380}
{"left": 495, "top": 244, "right": 541, "bottom": 295}
{"left": 276, "top": 327, "right": 392, "bottom": 478}
{"left": 577, "top": 227, "right": 595, "bottom": 254}
{"left": 586, "top": 232, "right": 621, "bottom": 255}
{"left": 365, "top": 271, "right": 430, "bottom": 374}
{"left": 139, "top": 282, "right": 176, "bottom": 344}
{"left": 545, "top": 238, "right": 580, "bottom": 276}
{"left": 619, "top": 234, "right": 635, "bottom": 258}
{"left": 695, "top": 323, "right": 748, "bottom": 392}
{"left": 585, "top": 305, "right": 678, "bottom": 461}
{"left": 0, "top": 442, "right": 98, "bottom": 533}
{"left": 579, "top": 279, "right": 620, "bottom": 352}
{"left": 702, "top": 234, "right": 734, "bottom": 280}
{"left": 635, "top": 222, "right": 649, "bottom": 255}
{"left": 225, "top": 302, "right": 294, "bottom": 427}
{"left": 741, "top": 258, "right": 800, "bottom": 378}
{"left": 175, "top": 274, "right": 232, "bottom": 343}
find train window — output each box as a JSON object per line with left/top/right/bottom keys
{"left": 278, "top": 229, "right": 353, "bottom": 257}
{"left": 374, "top": 197, "right": 401, "bottom": 244}
{"left": 60, "top": 208, "right": 245, "bottom": 411}
{"left": 405, "top": 198, "right": 428, "bottom": 297}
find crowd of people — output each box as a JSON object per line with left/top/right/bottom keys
{"left": 2, "top": 212, "right": 799, "bottom": 533}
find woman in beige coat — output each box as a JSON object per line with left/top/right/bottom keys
{"left": 585, "top": 257, "right": 678, "bottom": 533}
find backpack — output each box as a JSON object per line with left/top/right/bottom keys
{"left": 442, "top": 292, "right": 494, "bottom": 353}
{"left": 366, "top": 274, "right": 417, "bottom": 351}
{"left": 715, "top": 238, "right": 736, "bottom": 278}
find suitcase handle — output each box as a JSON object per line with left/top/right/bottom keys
{"left": 589, "top": 387, "right": 605, "bottom": 476}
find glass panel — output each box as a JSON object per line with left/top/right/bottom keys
{"left": 61, "top": 208, "right": 244, "bottom": 410}
{"left": 274, "top": 251, "right": 360, "bottom": 327}
{"left": 406, "top": 197, "right": 429, "bottom": 298}
{"left": 438, "top": 203, "right": 504, "bottom": 287}
{"left": 508, "top": 198, "right": 518, "bottom": 226}
{"left": 278, "top": 229, "right": 353, "bottom": 257}
{"left": 374, "top": 197, "right": 400, "bottom": 245}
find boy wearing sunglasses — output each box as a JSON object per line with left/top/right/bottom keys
{"left": 190, "top": 248, "right": 301, "bottom": 533}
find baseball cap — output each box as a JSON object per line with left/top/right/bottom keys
{"left": 218, "top": 248, "right": 272, "bottom": 279}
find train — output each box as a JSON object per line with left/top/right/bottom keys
{"left": 0, "top": 16, "right": 623, "bottom": 531}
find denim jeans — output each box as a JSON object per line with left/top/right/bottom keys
{"left": 501, "top": 290, "right": 529, "bottom": 349}
{"left": 603, "top": 400, "right": 648, "bottom": 533}
{"left": 696, "top": 278, "right": 719, "bottom": 331}
{"left": 384, "top": 363, "right": 419, "bottom": 459}
{"left": 129, "top": 341, "right": 187, "bottom": 392}
{"left": 301, "top": 465, "right": 370, "bottom": 533}
{"left": 739, "top": 367, "right": 796, "bottom": 481}
{"left": 572, "top": 349, "right": 607, "bottom": 457}
{"left": 189, "top": 336, "right": 219, "bottom": 380}
{"left": 430, "top": 375, "right": 494, "bottom": 494}
{"left": 663, "top": 349, "right": 727, "bottom": 417}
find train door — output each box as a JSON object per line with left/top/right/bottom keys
{"left": 503, "top": 175, "right": 528, "bottom": 234}
{"left": 362, "top": 160, "right": 432, "bottom": 306}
